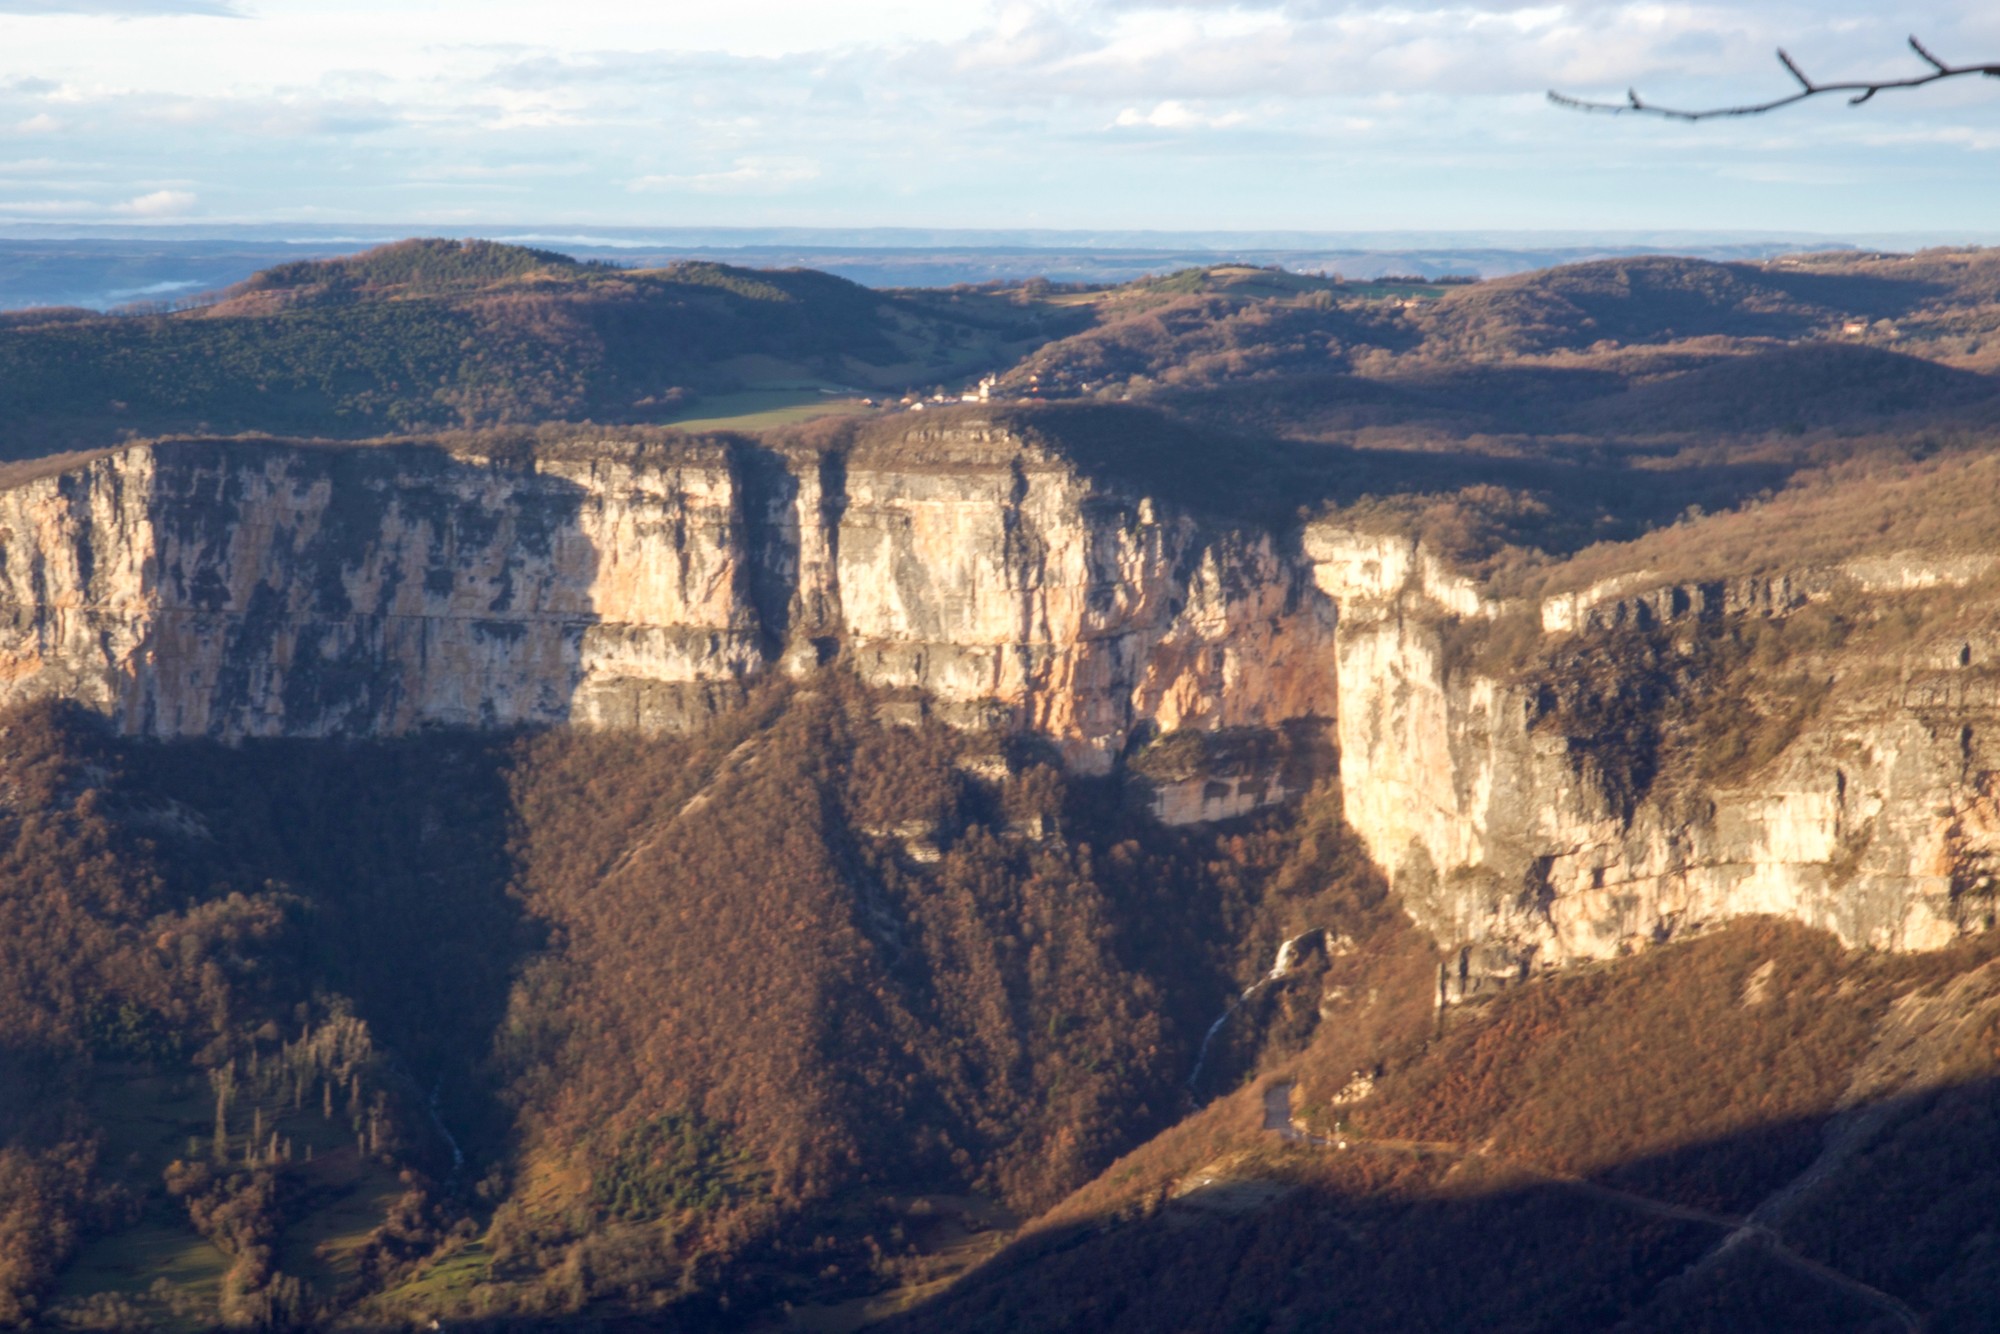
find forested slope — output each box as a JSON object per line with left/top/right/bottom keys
{"left": 888, "top": 921, "right": 2000, "bottom": 1333}
{"left": 0, "top": 680, "right": 1388, "bottom": 1329}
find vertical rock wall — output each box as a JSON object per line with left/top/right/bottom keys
{"left": 0, "top": 429, "right": 1339, "bottom": 772}
{"left": 7, "top": 422, "right": 1992, "bottom": 964}
{"left": 6, "top": 425, "right": 1993, "bottom": 965}
{"left": 1308, "top": 523, "right": 2000, "bottom": 987}
{"left": 0, "top": 441, "right": 765, "bottom": 738}
{"left": 829, "top": 426, "right": 1336, "bottom": 772}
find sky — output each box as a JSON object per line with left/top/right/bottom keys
{"left": 2, "top": 1, "right": 1999, "bottom": 234}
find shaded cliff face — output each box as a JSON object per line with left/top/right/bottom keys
{"left": 0, "top": 428, "right": 1338, "bottom": 771}
{"left": 1309, "top": 523, "right": 2000, "bottom": 991}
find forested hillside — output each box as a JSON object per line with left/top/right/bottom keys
{"left": 0, "top": 681, "right": 1388, "bottom": 1329}
{"left": 888, "top": 920, "right": 2000, "bottom": 1333}
{"left": 1007, "top": 251, "right": 2000, "bottom": 447}
{"left": 15, "top": 668, "right": 2000, "bottom": 1330}
{"left": 11, "top": 240, "right": 2000, "bottom": 464}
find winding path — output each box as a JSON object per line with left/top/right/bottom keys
{"left": 1261, "top": 1083, "right": 1921, "bottom": 1333}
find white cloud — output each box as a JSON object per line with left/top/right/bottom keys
{"left": 112, "top": 187, "right": 195, "bottom": 215}
{"left": 630, "top": 158, "right": 822, "bottom": 195}
{"left": 0, "top": 1, "right": 1998, "bottom": 229}
{"left": 0, "top": 197, "right": 92, "bottom": 213}
{"left": 1856, "top": 124, "right": 2000, "bottom": 152}
{"left": 1113, "top": 100, "right": 1248, "bottom": 129}
{"left": 0, "top": 0, "right": 241, "bottom": 14}
{"left": 0, "top": 187, "right": 196, "bottom": 217}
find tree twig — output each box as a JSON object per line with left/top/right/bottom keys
{"left": 1549, "top": 36, "right": 2000, "bottom": 121}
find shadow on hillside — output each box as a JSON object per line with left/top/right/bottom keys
{"left": 1161, "top": 364, "right": 1633, "bottom": 436}
{"left": 997, "top": 401, "right": 1797, "bottom": 554}
{"left": 120, "top": 725, "right": 535, "bottom": 1169}
{"left": 860, "top": 1075, "right": 2000, "bottom": 1334}
{"left": 1753, "top": 266, "right": 1952, "bottom": 321}
{"left": 371, "top": 1075, "right": 2000, "bottom": 1331}
{"left": 1565, "top": 343, "right": 2000, "bottom": 436}
{"left": 0, "top": 1042, "right": 71, "bottom": 1138}
{"left": 1176, "top": 351, "right": 2000, "bottom": 441}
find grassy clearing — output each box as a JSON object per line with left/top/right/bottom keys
{"left": 55, "top": 1219, "right": 229, "bottom": 1321}
{"left": 88, "top": 1068, "right": 212, "bottom": 1167}
{"left": 376, "top": 1241, "right": 493, "bottom": 1312}
{"left": 62, "top": 1062, "right": 408, "bottom": 1317}
{"left": 664, "top": 389, "right": 878, "bottom": 433}
{"left": 276, "top": 1157, "right": 407, "bottom": 1290}
{"left": 65, "top": 1067, "right": 229, "bottom": 1328}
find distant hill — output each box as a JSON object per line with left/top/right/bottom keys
{"left": 221, "top": 237, "right": 595, "bottom": 301}
{"left": 7, "top": 243, "right": 1998, "bottom": 461}
{"left": 996, "top": 252, "right": 2000, "bottom": 446}
{"left": 0, "top": 239, "right": 1076, "bottom": 455}
{"left": 1418, "top": 258, "right": 1785, "bottom": 355}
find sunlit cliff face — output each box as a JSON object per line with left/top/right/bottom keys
{"left": 0, "top": 428, "right": 1340, "bottom": 773}
{"left": 2, "top": 427, "right": 1997, "bottom": 974}
{"left": 1307, "top": 525, "right": 2000, "bottom": 988}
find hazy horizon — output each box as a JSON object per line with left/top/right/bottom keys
{"left": 9, "top": 225, "right": 1999, "bottom": 311}
{"left": 3, "top": 2, "right": 1998, "bottom": 233}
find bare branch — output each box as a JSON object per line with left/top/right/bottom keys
{"left": 1550, "top": 36, "right": 2000, "bottom": 121}
{"left": 1776, "top": 49, "right": 1815, "bottom": 93}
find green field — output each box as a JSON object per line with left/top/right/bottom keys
{"left": 46, "top": 1062, "right": 410, "bottom": 1328}
{"left": 663, "top": 387, "right": 880, "bottom": 432}
{"left": 55, "top": 1220, "right": 230, "bottom": 1331}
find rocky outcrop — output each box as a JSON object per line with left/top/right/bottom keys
{"left": 1537, "top": 556, "right": 1999, "bottom": 636}
{"left": 0, "top": 428, "right": 1339, "bottom": 774}
{"left": 1309, "top": 525, "right": 2000, "bottom": 993}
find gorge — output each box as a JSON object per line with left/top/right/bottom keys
{"left": 3, "top": 414, "right": 1994, "bottom": 983}
{"left": 12, "top": 242, "right": 2000, "bottom": 1331}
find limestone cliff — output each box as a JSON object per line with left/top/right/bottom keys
{"left": 7, "top": 425, "right": 1998, "bottom": 972}
{"left": 0, "top": 441, "right": 762, "bottom": 737}
{"left": 826, "top": 425, "right": 1336, "bottom": 772}
{"left": 0, "top": 428, "right": 1338, "bottom": 774}
{"left": 1308, "top": 524, "right": 2000, "bottom": 994}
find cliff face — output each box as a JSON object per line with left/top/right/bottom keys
{"left": 0, "top": 442, "right": 762, "bottom": 738}
{"left": 1308, "top": 524, "right": 2000, "bottom": 992}
{"left": 826, "top": 426, "right": 1336, "bottom": 772}
{"left": 6, "top": 428, "right": 1998, "bottom": 969}
{"left": 0, "top": 430, "right": 1338, "bottom": 773}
